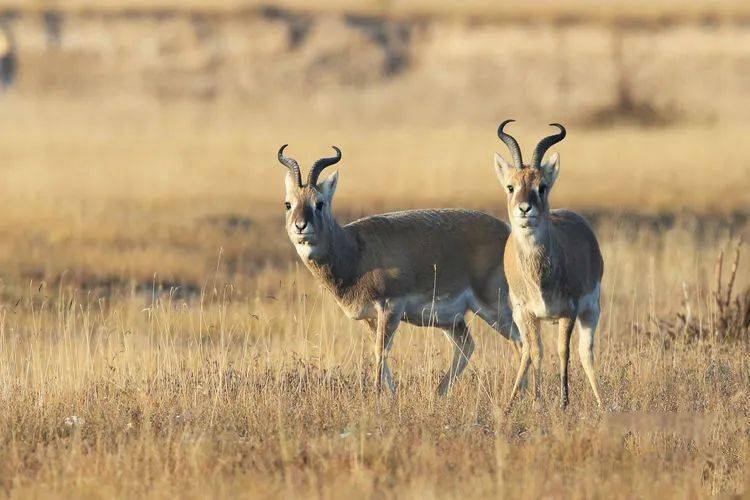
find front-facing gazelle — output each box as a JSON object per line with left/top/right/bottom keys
{"left": 493, "top": 121, "right": 604, "bottom": 409}
{"left": 278, "top": 144, "right": 522, "bottom": 396}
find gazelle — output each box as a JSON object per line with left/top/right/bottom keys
{"left": 278, "top": 144, "right": 521, "bottom": 395}
{"left": 493, "top": 121, "right": 604, "bottom": 409}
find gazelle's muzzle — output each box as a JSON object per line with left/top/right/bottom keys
{"left": 290, "top": 220, "right": 316, "bottom": 242}
{"left": 289, "top": 211, "right": 318, "bottom": 246}
{"left": 512, "top": 187, "right": 541, "bottom": 228}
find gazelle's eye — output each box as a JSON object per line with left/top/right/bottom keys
{"left": 507, "top": 185, "right": 514, "bottom": 194}
{"left": 539, "top": 185, "right": 547, "bottom": 196}
{"left": 315, "top": 201, "right": 325, "bottom": 211}
{"left": 284, "top": 202, "right": 291, "bottom": 210}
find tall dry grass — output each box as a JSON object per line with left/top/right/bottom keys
{"left": 0, "top": 97, "right": 747, "bottom": 290}
{"left": 0, "top": 97, "right": 747, "bottom": 497}
{"left": 0, "top": 220, "right": 748, "bottom": 498}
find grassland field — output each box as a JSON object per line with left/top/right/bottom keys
{"left": 0, "top": 95, "right": 747, "bottom": 498}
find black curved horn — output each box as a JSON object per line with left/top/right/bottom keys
{"left": 531, "top": 123, "right": 566, "bottom": 169}
{"left": 278, "top": 144, "right": 302, "bottom": 187}
{"left": 308, "top": 146, "right": 342, "bottom": 186}
{"left": 497, "top": 119, "right": 524, "bottom": 169}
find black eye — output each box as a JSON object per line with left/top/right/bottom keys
{"left": 315, "top": 201, "right": 325, "bottom": 211}
{"left": 284, "top": 202, "right": 291, "bottom": 210}
{"left": 507, "top": 185, "right": 514, "bottom": 194}
{"left": 539, "top": 185, "right": 547, "bottom": 196}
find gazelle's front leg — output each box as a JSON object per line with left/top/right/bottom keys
{"left": 507, "top": 307, "right": 539, "bottom": 410}
{"left": 528, "top": 321, "right": 543, "bottom": 400}
{"left": 371, "top": 304, "right": 400, "bottom": 394}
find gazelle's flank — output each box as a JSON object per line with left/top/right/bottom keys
{"left": 494, "top": 120, "right": 604, "bottom": 409}
{"left": 278, "top": 144, "right": 521, "bottom": 395}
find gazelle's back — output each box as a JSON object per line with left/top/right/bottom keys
{"left": 345, "top": 209, "right": 510, "bottom": 305}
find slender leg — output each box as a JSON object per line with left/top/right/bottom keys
{"left": 557, "top": 316, "right": 576, "bottom": 409}
{"left": 364, "top": 319, "right": 393, "bottom": 392}
{"left": 507, "top": 321, "right": 528, "bottom": 393}
{"left": 529, "top": 322, "right": 543, "bottom": 401}
{"left": 477, "top": 303, "right": 526, "bottom": 391}
{"left": 380, "top": 322, "right": 397, "bottom": 393}
{"left": 509, "top": 326, "right": 523, "bottom": 358}
{"left": 496, "top": 304, "right": 524, "bottom": 361}
{"left": 437, "top": 318, "right": 475, "bottom": 396}
{"left": 576, "top": 307, "right": 603, "bottom": 407}
{"left": 507, "top": 308, "right": 538, "bottom": 410}
{"left": 372, "top": 308, "right": 399, "bottom": 394}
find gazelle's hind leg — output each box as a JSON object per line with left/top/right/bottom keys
{"left": 576, "top": 305, "right": 603, "bottom": 407}
{"left": 557, "top": 316, "right": 576, "bottom": 409}
{"left": 474, "top": 302, "right": 527, "bottom": 391}
{"left": 437, "top": 318, "right": 475, "bottom": 396}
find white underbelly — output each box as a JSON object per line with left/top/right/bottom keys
{"left": 335, "top": 289, "right": 479, "bottom": 326}
{"left": 401, "top": 289, "right": 474, "bottom": 326}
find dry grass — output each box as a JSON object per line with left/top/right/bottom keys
{"left": 0, "top": 96, "right": 748, "bottom": 498}
{"left": 0, "top": 219, "right": 749, "bottom": 498}
{"left": 641, "top": 238, "right": 750, "bottom": 346}
{"left": 0, "top": 97, "right": 748, "bottom": 289}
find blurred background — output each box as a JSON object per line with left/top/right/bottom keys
{"left": 0, "top": 0, "right": 747, "bottom": 292}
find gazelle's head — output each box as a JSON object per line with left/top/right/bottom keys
{"left": 493, "top": 120, "right": 566, "bottom": 235}
{"left": 278, "top": 144, "right": 341, "bottom": 261}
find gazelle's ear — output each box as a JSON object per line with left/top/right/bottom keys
{"left": 540, "top": 152, "right": 560, "bottom": 186}
{"left": 284, "top": 171, "right": 298, "bottom": 194}
{"left": 317, "top": 171, "right": 339, "bottom": 201}
{"left": 494, "top": 152, "right": 513, "bottom": 185}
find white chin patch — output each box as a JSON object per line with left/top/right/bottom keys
{"left": 295, "top": 242, "right": 318, "bottom": 259}
{"left": 516, "top": 223, "right": 539, "bottom": 237}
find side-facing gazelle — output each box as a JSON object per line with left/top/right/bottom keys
{"left": 278, "top": 144, "right": 521, "bottom": 395}
{"left": 493, "top": 121, "right": 604, "bottom": 409}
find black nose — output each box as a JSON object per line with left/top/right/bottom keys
{"left": 519, "top": 203, "right": 532, "bottom": 214}
{"left": 295, "top": 220, "right": 308, "bottom": 231}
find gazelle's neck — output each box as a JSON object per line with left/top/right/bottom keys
{"left": 514, "top": 217, "right": 565, "bottom": 273}
{"left": 303, "top": 218, "right": 360, "bottom": 293}
{"left": 512, "top": 217, "right": 554, "bottom": 257}
{"left": 510, "top": 216, "right": 564, "bottom": 294}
